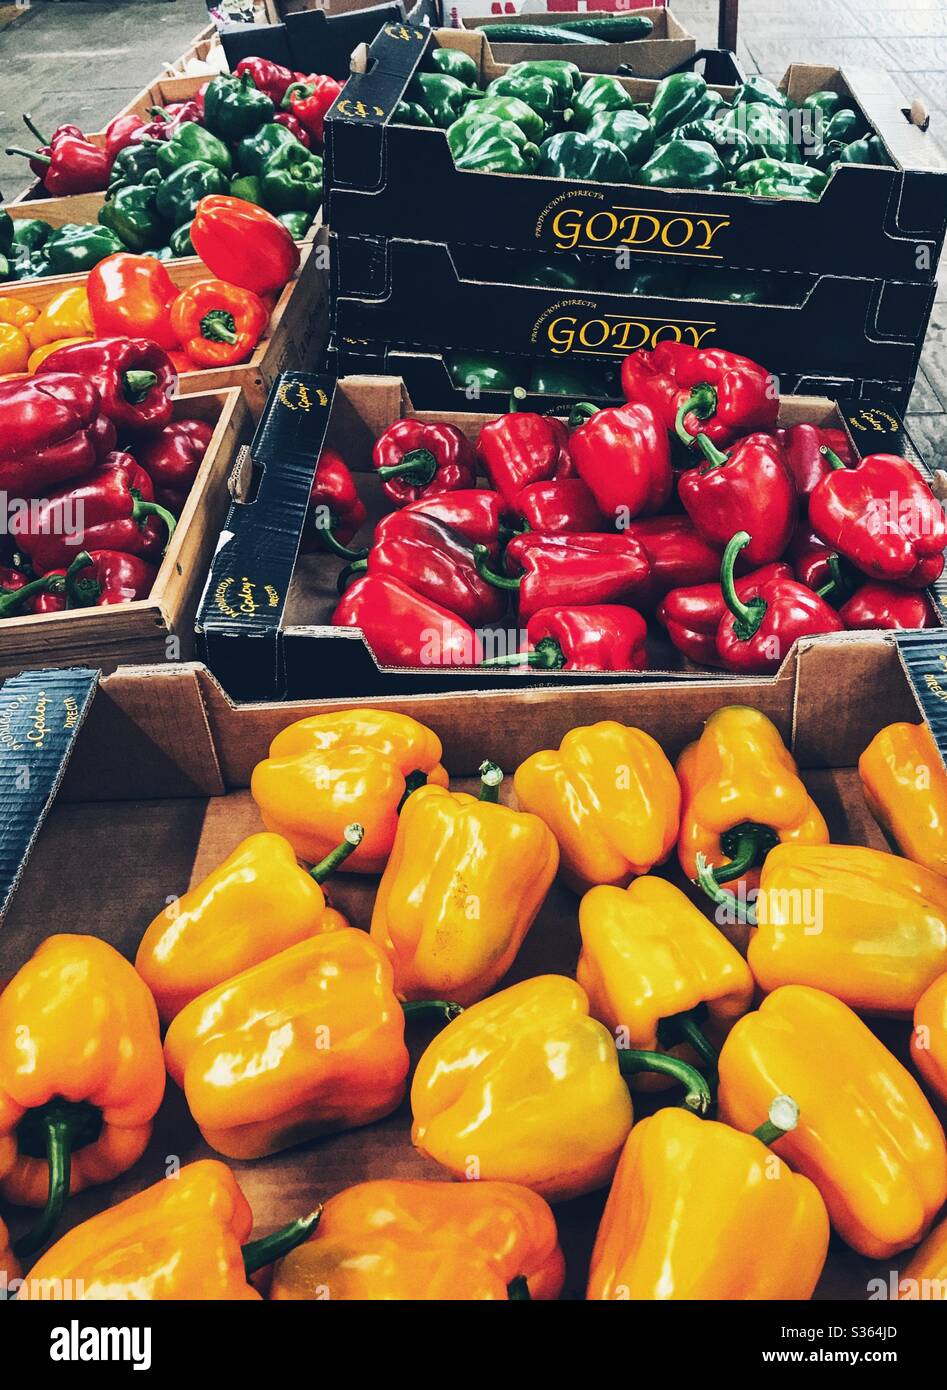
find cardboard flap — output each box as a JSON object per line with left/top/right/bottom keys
{"left": 895, "top": 631, "right": 947, "bottom": 768}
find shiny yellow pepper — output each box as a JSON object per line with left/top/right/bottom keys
{"left": 513, "top": 720, "right": 680, "bottom": 892}
{"left": 898, "top": 1215, "right": 947, "bottom": 1299}
{"left": 370, "top": 762, "right": 558, "bottom": 1007}
{"left": 26, "top": 286, "right": 92, "bottom": 349}
{"left": 859, "top": 721, "right": 947, "bottom": 878}
{"left": 0, "top": 323, "right": 30, "bottom": 375}
{"left": 0, "top": 296, "right": 39, "bottom": 330}
{"left": 912, "top": 971, "right": 947, "bottom": 1105}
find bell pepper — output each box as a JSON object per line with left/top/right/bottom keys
{"left": 19, "top": 1160, "right": 317, "bottom": 1300}
{"left": 0, "top": 323, "right": 29, "bottom": 375}
{"left": 191, "top": 195, "right": 300, "bottom": 296}
{"left": 164, "top": 929, "right": 411, "bottom": 1158}
{"left": 332, "top": 574, "right": 482, "bottom": 670}
{"left": 514, "top": 722, "right": 680, "bottom": 891}
{"left": 395, "top": 98, "right": 435, "bottom": 127}
{"left": 137, "top": 825, "right": 363, "bottom": 1025}
{"left": 751, "top": 177, "right": 820, "bottom": 200}
{"left": 0, "top": 564, "right": 65, "bottom": 619}
{"left": 343, "top": 511, "right": 506, "bottom": 627}
{"left": 454, "top": 123, "right": 540, "bottom": 174}
{"left": 428, "top": 46, "right": 479, "bottom": 87}
{"left": 649, "top": 72, "right": 711, "bottom": 135}
{"left": 107, "top": 141, "right": 159, "bottom": 193}
{"left": 623, "top": 515, "right": 722, "bottom": 605}
{"left": 486, "top": 71, "right": 562, "bottom": 125}
{"left": 412, "top": 975, "right": 711, "bottom": 1200}
{"left": 859, "top": 722, "right": 947, "bottom": 877}
{"left": 477, "top": 530, "right": 650, "bottom": 621}
{"left": 913, "top": 972, "right": 947, "bottom": 1106}
{"left": 98, "top": 182, "right": 168, "bottom": 253}
{"left": 676, "top": 118, "right": 752, "bottom": 174}
{"left": 718, "top": 985, "right": 947, "bottom": 1257}
{"left": 476, "top": 395, "right": 571, "bottom": 505}
{"left": 720, "top": 101, "right": 799, "bottom": 161}
{"left": 657, "top": 561, "right": 794, "bottom": 667}
{"left": 155, "top": 121, "right": 232, "bottom": 179}
{"left": 299, "top": 446, "right": 367, "bottom": 558}
{"left": 86, "top": 253, "right": 178, "bottom": 351}
{"left": 270, "top": 1178, "right": 564, "bottom": 1301}
{"left": 568, "top": 401, "right": 673, "bottom": 522}
{"left": 282, "top": 75, "right": 342, "bottom": 144}
{"left": 842, "top": 582, "right": 938, "bottom": 630}
{"left": 234, "top": 122, "right": 301, "bottom": 177}
{"left": 810, "top": 447, "right": 947, "bottom": 588}
{"left": 537, "top": 131, "right": 632, "bottom": 183}
{"left": 132, "top": 416, "right": 214, "bottom": 513}
{"left": 776, "top": 422, "right": 855, "bottom": 508}
{"left": 453, "top": 94, "right": 545, "bottom": 144}
{"left": 372, "top": 418, "right": 477, "bottom": 506}
{"left": 0, "top": 294, "right": 39, "bottom": 330}
{"left": 736, "top": 157, "right": 827, "bottom": 194}
{"left": 0, "top": 372, "right": 113, "bottom": 493}
{"left": 408, "top": 72, "right": 475, "bottom": 129}
{"left": 898, "top": 1212, "right": 947, "bottom": 1299}
{"left": 0, "top": 934, "right": 165, "bottom": 1257}
{"left": 260, "top": 141, "right": 324, "bottom": 212}
{"left": 27, "top": 548, "right": 156, "bottom": 614}
{"left": 587, "top": 1103, "right": 829, "bottom": 1300}
{"left": 273, "top": 112, "right": 311, "bottom": 148}
{"left": 203, "top": 73, "right": 274, "bottom": 140}
{"left": 399, "top": 488, "right": 507, "bottom": 556}
{"left": 622, "top": 343, "right": 779, "bottom": 449}
{"left": 156, "top": 158, "right": 228, "bottom": 227}
{"left": 41, "top": 223, "right": 124, "bottom": 275}
{"left": 6, "top": 131, "right": 111, "bottom": 195}
{"left": 170, "top": 279, "right": 268, "bottom": 368}
{"left": 370, "top": 763, "right": 558, "bottom": 1007}
{"left": 636, "top": 138, "right": 725, "bottom": 191}
{"left": 250, "top": 709, "right": 448, "bottom": 874}
{"left": 679, "top": 430, "right": 796, "bottom": 566}
{"left": 489, "top": 603, "right": 650, "bottom": 674}
{"left": 235, "top": 55, "right": 297, "bottom": 106}
{"left": 27, "top": 336, "right": 92, "bottom": 374}
{"left": 513, "top": 477, "right": 603, "bottom": 533}
{"left": 677, "top": 705, "right": 829, "bottom": 890}
{"left": 505, "top": 59, "right": 578, "bottom": 108}
{"left": 572, "top": 75, "right": 636, "bottom": 131}
{"left": 276, "top": 208, "right": 314, "bottom": 240}
{"left": 38, "top": 336, "right": 176, "bottom": 433}
{"left": 584, "top": 109, "right": 654, "bottom": 167}
{"left": 448, "top": 110, "right": 534, "bottom": 159}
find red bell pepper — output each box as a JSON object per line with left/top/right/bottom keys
{"left": 476, "top": 394, "right": 572, "bottom": 506}
{"left": 87, "top": 255, "right": 180, "bottom": 352}
{"left": 398, "top": 489, "right": 509, "bottom": 558}
{"left": 282, "top": 75, "right": 343, "bottom": 144}
{"left": 476, "top": 531, "right": 650, "bottom": 622}
{"left": 6, "top": 126, "right": 111, "bottom": 195}
{"left": 622, "top": 515, "right": 722, "bottom": 605}
{"left": 678, "top": 431, "right": 796, "bottom": 566}
{"left": 775, "top": 423, "right": 855, "bottom": 508}
{"left": 132, "top": 419, "right": 215, "bottom": 514}
{"left": 568, "top": 401, "right": 672, "bottom": 522}
{"left": 28, "top": 549, "right": 157, "bottom": 614}
{"left": 838, "top": 582, "right": 939, "bottom": 632}
{"left": 103, "top": 113, "right": 149, "bottom": 159}
{"left": 621, "top": 343, "right": 778, "bottom": 448}
{"left": 148, "top": 102, "right": 204, "bottom": 136}
{"left": 18, "top": 453, "right": 176, "bottom": 574}
{"left": 514, "top": 478, "right": 604, "bottom": 534}
{"left": 714, "top": 531, "right": 844, "bottom": 673}
{"left": 482, "top": 605, "right": 648, "bottom": 672}
{"left": 341, "top": 512, "right": 507, "bottom": 627}
{"left": 656, "top": 562, "right": 793, "bottom": 667}
{"left": 372, "top": 419, "right": 477, "bottom": 507}
{"left": 809, "top": 447, "right": 947, "bottom": 588}
{"left": 331, "top": 574, "right": 482, "bottom": 667}
{"left": 0, "top": 374, "right": 114, "bottom": 494}
{"left": 235, "top": 56, "right": 297, "bottom": 105}
{"left": 273, "top": 113, "right": 311, "bottom": 148}
{"left": 37, "top": 337, "right": 176, "bottom": 433}
{"left": 0, "top": 565, "right": 56, "bottom": 619}
{"left": 788, "top": 526, "right": 837, "bottom": 591}
{"left": 302, "top": 448, "right": 368, "bottom": 558}
{"left": 190, "top": 196, "right": 300, "bottom": 296}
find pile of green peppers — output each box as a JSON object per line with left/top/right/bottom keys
{"left": 399, "top": 53, "right": 890, "bottom": 199}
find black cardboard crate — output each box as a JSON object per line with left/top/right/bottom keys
{"left": 325, "top": 24, "right": 947, "bottom": 282}
{"left": 330, "top": 234, "right": 936, "bottom": 384}
{"left": 220, "top": 0, "right": 440, "bottom": 79}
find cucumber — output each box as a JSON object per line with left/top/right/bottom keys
{"left": 478, "top": 23, "right": 605, "bottom": 45}
{"left": 549, "top": 14, "right": 654, "bottom": 40}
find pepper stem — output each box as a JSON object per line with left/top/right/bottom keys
{"left": 13, "top": 1099, "right": 104, "bottom": 1259}
{"left": 242, "top": 1206, "right": 322, "bottom": 1275}
{"left": 336, "top": 557, "right": 368, "bottom": 592}
{"left": 480, "top": 636, "right": 565, "bottom": 670}
{"left": 199, "top": 311, "right": 238, "bottom": 346}
{"left": 568, "top": 401, "right": 599, "bottom": 429}
{"left": 507, "top": 1276, "right": 531, "bottom": 1300}
{"left": 675, "top": 383, "right": 718, "bottom": 445}
{"left": 130, "top": 489, "right": 177, "bottom": 552}
{"left": 63, "top": 550, "right": 96, "bottom": 609}
{"left": 507, "top": 386, "right": 528, "bottom": 414}
{"left": 694, "top": 431, "right": 730, "bottom": 469}
{"left": 656, "top": 1010, "right": 719, "bottom": 1074}
{"left": 402, "top": 999, "right": 465, "bottom": 1024}
{"left": 752, "top": 1095, "right": 800, "bottom": 1147}
{"left": 123, "top": 369, "right": 158, "bottom": 401}
{"left": 309, "top": 823, "right": 363, "bottom": 883}
{"left": 397, "top": 769, "right": 428, "bottom": 813}
{"left": 321, "top": 528, "right": 369, "bottom": 563}
{"left": 695, "top": 850, "right": 757, "bottom": 926}
{"left": 376, "top": 448, "right": 438, "bottom": 487}
{"left": 474, "top": 543, "right": 520, "bottom": 590}
{"left": 21, "top": 112, "right": 49, "bottom": 145}
{"left": 719, "top": 531, "right": 766, "bottom": 640}
{"left": 0, "top": 573, "right": 56, "bottom": 618}
{"left": 479, "top": 760, "right": 503, "bottom": 801}
{"left": 819, "top": 445, "right": 848, "bottom": 472}
{"left": 816, "top": 552, "right": 847, "bottom": 604}
{"left": 5, "top": 147, "right": 51, "bottom": 166}
{"left": 711, "top": 823, "right": 774, "bottom": 884}
{"left": 617, "top": 1048, "right": 712, "bottom": 1114}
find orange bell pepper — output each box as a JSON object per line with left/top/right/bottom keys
{"left": 859, "top": 721, "right": 947, "bottom": 878}
{"left": 170, "top": 279, "right": 269, "bottom": 368}
{"left": 270, "top": 1179, "right": 565, "bottom": 1301}
{"left": 251, "top": 708, "right": 448, "bottom": 873}
{"left": 87, "top": 253, "right": 179, "bottom": 351}
{"left": 718, "top": 985, "right": 947, "bottom": 1258}
{"left": 19, "top": 1160, "right": 318, "bottom": 1300}
{"left": 136, "top": 825, "right": 362, "bottom": 1025}
{"left": 912, "top": 971, "right": 947, "bottom": 1104}
{"left": 0, "top": 296, "right": 39, "bottom": 330}
{"left": 898, "top": 1214, "right": 947, "bottom": 1299}
{"left": 0, "top": 323, "right": 30, "bottom": 375}
{"left": 0, "top": 934, "right": 165, "bottom": 1260}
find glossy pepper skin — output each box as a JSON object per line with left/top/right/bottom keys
{"left": 204, "top": 73, "right": 274, "bottom": 140}
{"left": 156, "top": 122, "right": 232, "bottom": 179}
{"left": 372, "top": 418, "right": 477, "bottom": 507}
{"left": 251, "top": 709, "right": 448, "bottom": 874}
{"left": 132, "top": 417, "right": 214, "bottom": 513}
{"left": 370, "top": 775, "right": 559, "bottom": 1007}
{"left": 477, "top": 405, "right": 573, "bottom": 507}
{"left": 190, "top": 195, "right": 300, "bottom": 295}
{"left": 479, "top": 530, "right": 650, "bottom": 622}
{"left": 170, "top": 279, "right": 269, "bottom": 367}
{"left": 514, "top": 722, "right": 679, "bottom": 891}
{"left": 810, "top": 448, "right": 947, "bottom": 588}
{"left": 913, "top": 973, "right": 947, "bottom": 1107}
{"left": 841, "top": 582, "right": 937, "bottom": 631}
{"left": 86, "top": 254, "right": 179, "bottom": 352}
{"left": 398, "top": 488, "right": 507, "bottom": 557}
{"left": 29, "top": 549, "right": 157, "bottom": 613}
{"left": 588, "top": 1106, "right": 828, "bottom": 1300}
{"left": 898, "top": 1213, "right": 947, "bottom": 1299}
{"left": 282, "top": 76, "right": 342, "bottom": 144}
{"left": 624, "top": 515, "right": 722, "bottom": 605}
{"left": 260, "top": 141, "right": 324, "bottom": 212}
{"left": 513, "top": 478, "right": 602, "bottom": 534}
{"left": 859, "top": 722, "right": 947, "bottom": 876}
{"left": 156, "top": 159, "right": 228, "bottom": 227}
{"left": 0, "top": 373, "right": 112, "bottom": 493}
{"left": 165, "top": 929, "right": 410, "bottom": 1159}
{"left": 657, "top": 562, "right": 792, "bottom": 667}
{"left": 677, "top": 705, "right": 828, "bottom": 888}
{"left": 483, "top": 604, "right": 648, "bottom": 674}
{"left": 332, "top": 574, "right": 482, "bottom": 669}
{"left": 8, "top": 131, "right": 111, "bottom": 195}
{"left": 718, "top": 986, "right": 947, "bottom": 1258}
{"left": 37, "top": 336, "right": 176, "bottom": 433}
{"left": 537, "top": 131, "right": 632, "bottom": 183}
{"left": 636, "top": 138, "right": 725, "bottom": 191}
{"left": 679, "top": 431, "right": 796, "bottom": 566}
{"left": 777, "top": 423, "right": 855, "bottom": 506}
{"left": 271, "top": 1179, "right": 564, "bottom": 1302}
{"left": 621, "top": 343, "right": 778, "bottom": 449}
{"left": 649, "top": 71, "right": 709, "bottom": 137}
{"left": 235, "top": 56, "right": 297, "bottom": 105}
{"left": 0, "top": 936, "right": 165, "bottom": 1255}
{"left": 569, "top": 401, "right": 672, "bottom": 522}
{"left": 302, "top": 446, "right": 367, "bottom": 557}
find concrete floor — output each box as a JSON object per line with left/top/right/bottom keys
{"left": 1, "top": 0, "right": 945, "bottom": 456}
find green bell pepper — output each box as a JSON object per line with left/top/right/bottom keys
{"left": 109, "top": 142, "right": 160, "bottom": 191}
{"left": 277, "top": 210, "right": 314, "bottom": 239}
{"left": 428, "top": 47, "right": 479, "bottom": 88}
{"left": 520, "top": 254, "right": 583, "bottom": 290}
{"left": 572, "top": 74, "right": 636, "bottom": 132}
{"left": 453, "top": 95, "right": 545, "bottom": 144}
{"left": 43, "top": 223, "right": 125, "bottom": 275}
{"left": 260, "top": 145, "right": 324, "bottom": 213}
{"left": 169, "top": 222, "right": 196, "bottom": 258}
{"left": 0, "top": 211, "right": 13, "bottom": 256}
{"left": 584, "top": 109, "right": 654, "bottom": 168}
{"left": 394, "top": 100, "right": 434, "bottom": 127}
{"left": 649, "top": 72, "right": 708, "bottom": 138}
{"left": 834, "top": 135, "right": 888, "bottom": 166}
{"left": 636, "top": 138, "right": 725, "bottom": 190}
{"left": 506, "top": 60, "right": 581, "bottom": 102}
{"left": 719, "top": 102, "right": 798, "bottom": 161}
{"left": 528, "top": 361, "right": 611, "bottom": 397}
{"left": 448, "top": 353, "right": 521, "bottom": 394}
{"left": 676, "top": 119, "right": 752, "bottom": 174}
{"left": 235, "top": 123, "right": 301, "bottom": 176}
{"left": 155, "top": 160, "right": 228, "bottom": 226}
{"left": 453, "top": 124, "right": 539, "bottom": 174}
{"left": 141, "top": 246, "right": 174, "bottom": 262}
{"left": 407, "top": 72, "right": 476, "bottom": 129}
{"left": 689, "top": 272, "right": 761, "bottom": 303}
{"left": 10, "top": 218, "right": 50, "bottom": 253}
{"left": 802, "top": 90, "right": 843, "bottom": 119}
{"left": 687, "top": 88, "right": 729, "bottom": 124}
{"left": 230, "top": 174, "right": 265, "bottom": 205}
{"left": 156, "top": 122, "right": 232, "bottom": 179}
{"left": 485, "top": 72, "right": 562, "bottom": 126}
{"left": 732, "top": 76, "right": 791, "bottom": 110}
{"left": 99, "top": 182, "right": 168, "bottom": 252}
{"left": 203, "top": 72, "right": 274, "bottom": 140}
{"left": 752, "top": 178, "right": 820, "bottom": 200}
{"left": 447, "top": 112, "right": 531, "bottom": 157}
{"left": 11, "top": 249, "right": 50, "bottom": 281}
{"left": 536, "top": 130, "right": 631, "bottom": 183}
{"left": 823, "top": 108, "right": 867, "bottom": 145}
{"left": 734, "top": 157, "right": 827, "bottom": 193}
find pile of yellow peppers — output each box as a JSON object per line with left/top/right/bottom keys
{"left": 2, "top": 703, "right": 947, "bottom": 1300}
{"left": 0, "top": 287, "right": 93, "bottom": 379}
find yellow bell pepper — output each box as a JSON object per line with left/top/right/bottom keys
{"left": 270, "top": 1179, "right": 565, "bottom": 1301}
{"left": 718, "top": 985, "right": 947, "bottom": 1258}
{"left": 251, "top": 708, "right": 448, "bottom": 874}
{"left": 577, "top": 876, "right": 753, "bottom": 1087}
{"left": 27, "top": 335, "right": 92, "bottom": 374}
{"left": 0, "top": 296, "right": 39, "bottom": 330}
{"left": 164, "top": 928, "right": 412, "bottom": 1160}
{"left": 136, "top": 826, "right": 362, "bottom": 1025}
{"left": 912, "top": 971, "right": 947, "bottom": 1104}
{"left": 512, "top": 720, "right": 680, "bottom": 891}
{"left": 411, "top": 975, "right": 710, "bottom": 1202}
{"left": 859, "top": 721, "right": 947, "bottom": 878}
{"left": 898, "top": 1215, "right": 947, "bottom": 1299}
{"left": 26, "top": 286, "right": 92, "bottom": 349}
{"left": 677, "top": 705, "right": 828, "bottom": 891}
{"left": 0, "top": 323, "right": 30, "bottom": 376}
{"left": 698, "top": 842, "right": 947, "bottom": 1016}
{"left": 587, "top": 1102, "right": 829, "bottom": 1300}
{"left": 370, "top": 762, "right": 558, "bottom": 1007}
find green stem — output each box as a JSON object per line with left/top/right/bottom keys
{"left": 63, "top": 550, "right": 96, "bottom": 610}
{"left": 752, "top": 1095, "right": 800, "bottom": 1147}
{"left": 695, "top": 851, "right": 757, "bottom": 926}
{"left": 656, "top": 1010, "right": 719, "bottom": 1073}
{"left": 21, "top": 112, "right": 49, "bottom": 145}
{"left": 819, "top": 445, "right": 848, "bottom": 472}
{"left": 6, "top": 147, "right": 51, "bottom": 165}
{"left": 199, "top": 311, "right": 238, "bottom": 346}
{"left": 402, "top": 999, "right": 464, "bottom": 1024}
{"left": 480, "top": 637, "right": 565, "bottom": 670}
{"left": 474, "top": 543, "right": 520, "bottom": 591}
{"left": 242, "top": 1207, "right": 322, "bottom": 1275}
{"left": 507, "top": 1276, "right": 531, "bottom": 1300}
{"left": 711, "top": 821, "right": 777, "bottom": 884}
{"left": 124, "top": 369, "right": 158, "bottom": 401}
{"left": 309, "top": 823, "right": 363, "bottom": 883}
{"left": 321, "top": 529, "right": 368, "bottom": 564}
{"left": 719, "top": 530, "right": 766, "bottom": 640}
{"left": 376, "top": 448, "right": 438, "bottom": 487}
{"left": 478, "top": 760, "right": 503, "bottom": 801}
{"left": 0, "top": 573, "right": 56, "bottom": 618}
{"left": 507, "top": 386, "right": 528, "bottom": 414}
{"left": 397, "top": 769, "right": 428, "bottom": 813}
{"left": 131, "top": 488, "right": 177, "bottom": 552}
{"left": 14, "top": 1099, "right": 103, "bottom": 1258}
{"left": 675, "top": 382, "right": 717, "bottom": 446}
{"left": 568, "top": 401, "right": 599, "bottom": 429}
{"left": 616, "top": 1049, "right": 712, "bottom": 1115}
{"left": 694, "top": 430, "right": 730, "bottom": 469}
{"left": 336, "top": 557, "right": 368, "bottom": 592}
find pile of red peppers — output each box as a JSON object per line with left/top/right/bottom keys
{"left": 324, "top": 342, "right": 945, "bottom": 674}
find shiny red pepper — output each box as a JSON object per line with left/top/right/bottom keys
{"left": 372, "top": 419, "right": 477, "bottom": 507}
{"left": 281, "top": 75, "right": 343, "bottom": 143}
{"left": 678, "top": 431, "right": 797, "bottom": 566}
{"left": 331, "top": 573, "right": 482, "bottom": 667}
{"left": 235, "top": 56, "right": 297, "bottom": 105}
{"left": 714, "top": 531, "right": 844, "bottom": 673}
{"left": 809, "top": 448, "right": 947, "bottom": 588}
{"left": 132, "top": 418, "right": 214, "bottom": 514}
{"left": 656, "top": 562, "right": 793, "bottom": 667}
{"left": 86, "top": 255, "right": 180, "bottom": 352}
{"left": 788, "top": 526, "right": 837, "bottom": 591}
{"left": 514, "top": 478, "right": 604, "bottom": 534}
{"left": 775, "top": 423, "right": 855, "bottom": 507}
{"left": 104, "top": 113, "right": 149, "bottom": 159}
{"left": 621, "top": 344, "right": 778, "bottom": 448}
{"left": 273, "top": 112, "right": 311, "bottom": 148}
{"left": 477, "top": 395, "right": 572, "bottom": 505}
{"left": 476, "top": 531, "right": 650, "bottom": 622}
{"left": 483, "top": 604, "right": 648, "bottom": 672}
{"left": 0, "top": 565, "right": 44, "bottom": 620}
{"left": 838, "top": 583, "right": 939, "bottom": 631}
{"left": 28, "top": 549, "right": 157, "bottom": 613}
{"left": 302, "top": 448, "right": 368, "bottom": 558}
{"left": 568, "top": 401, "right": 672, "bottom": 523}
{"left": 37, "top": 337, "right": 176, "bottom": 433}
{"left": 398, "top": 490, "right": 509, "bottom": 558}
{"left": 0, "top": 374, "right": 114, "bottom": 494}
{"left": 622, "top": 515, "right": 722, "bottom": 606}
{"left": 7, "top": 128, "right": 111, "bottom": 195}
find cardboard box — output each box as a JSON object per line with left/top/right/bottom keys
{"left": 0, "top": 631, "right": 943, "bottom": 1299}
{"left": 0, "top": 389, "right": 251, "bottom": 683}
{"left": 325, "top": 25, "right": 947, "bottom": 282}
{"left": 196, "top": 371, "right": 945, "bottom": 701}
{"left": 457, "top": 8, "right": 694, "bottom": 78}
